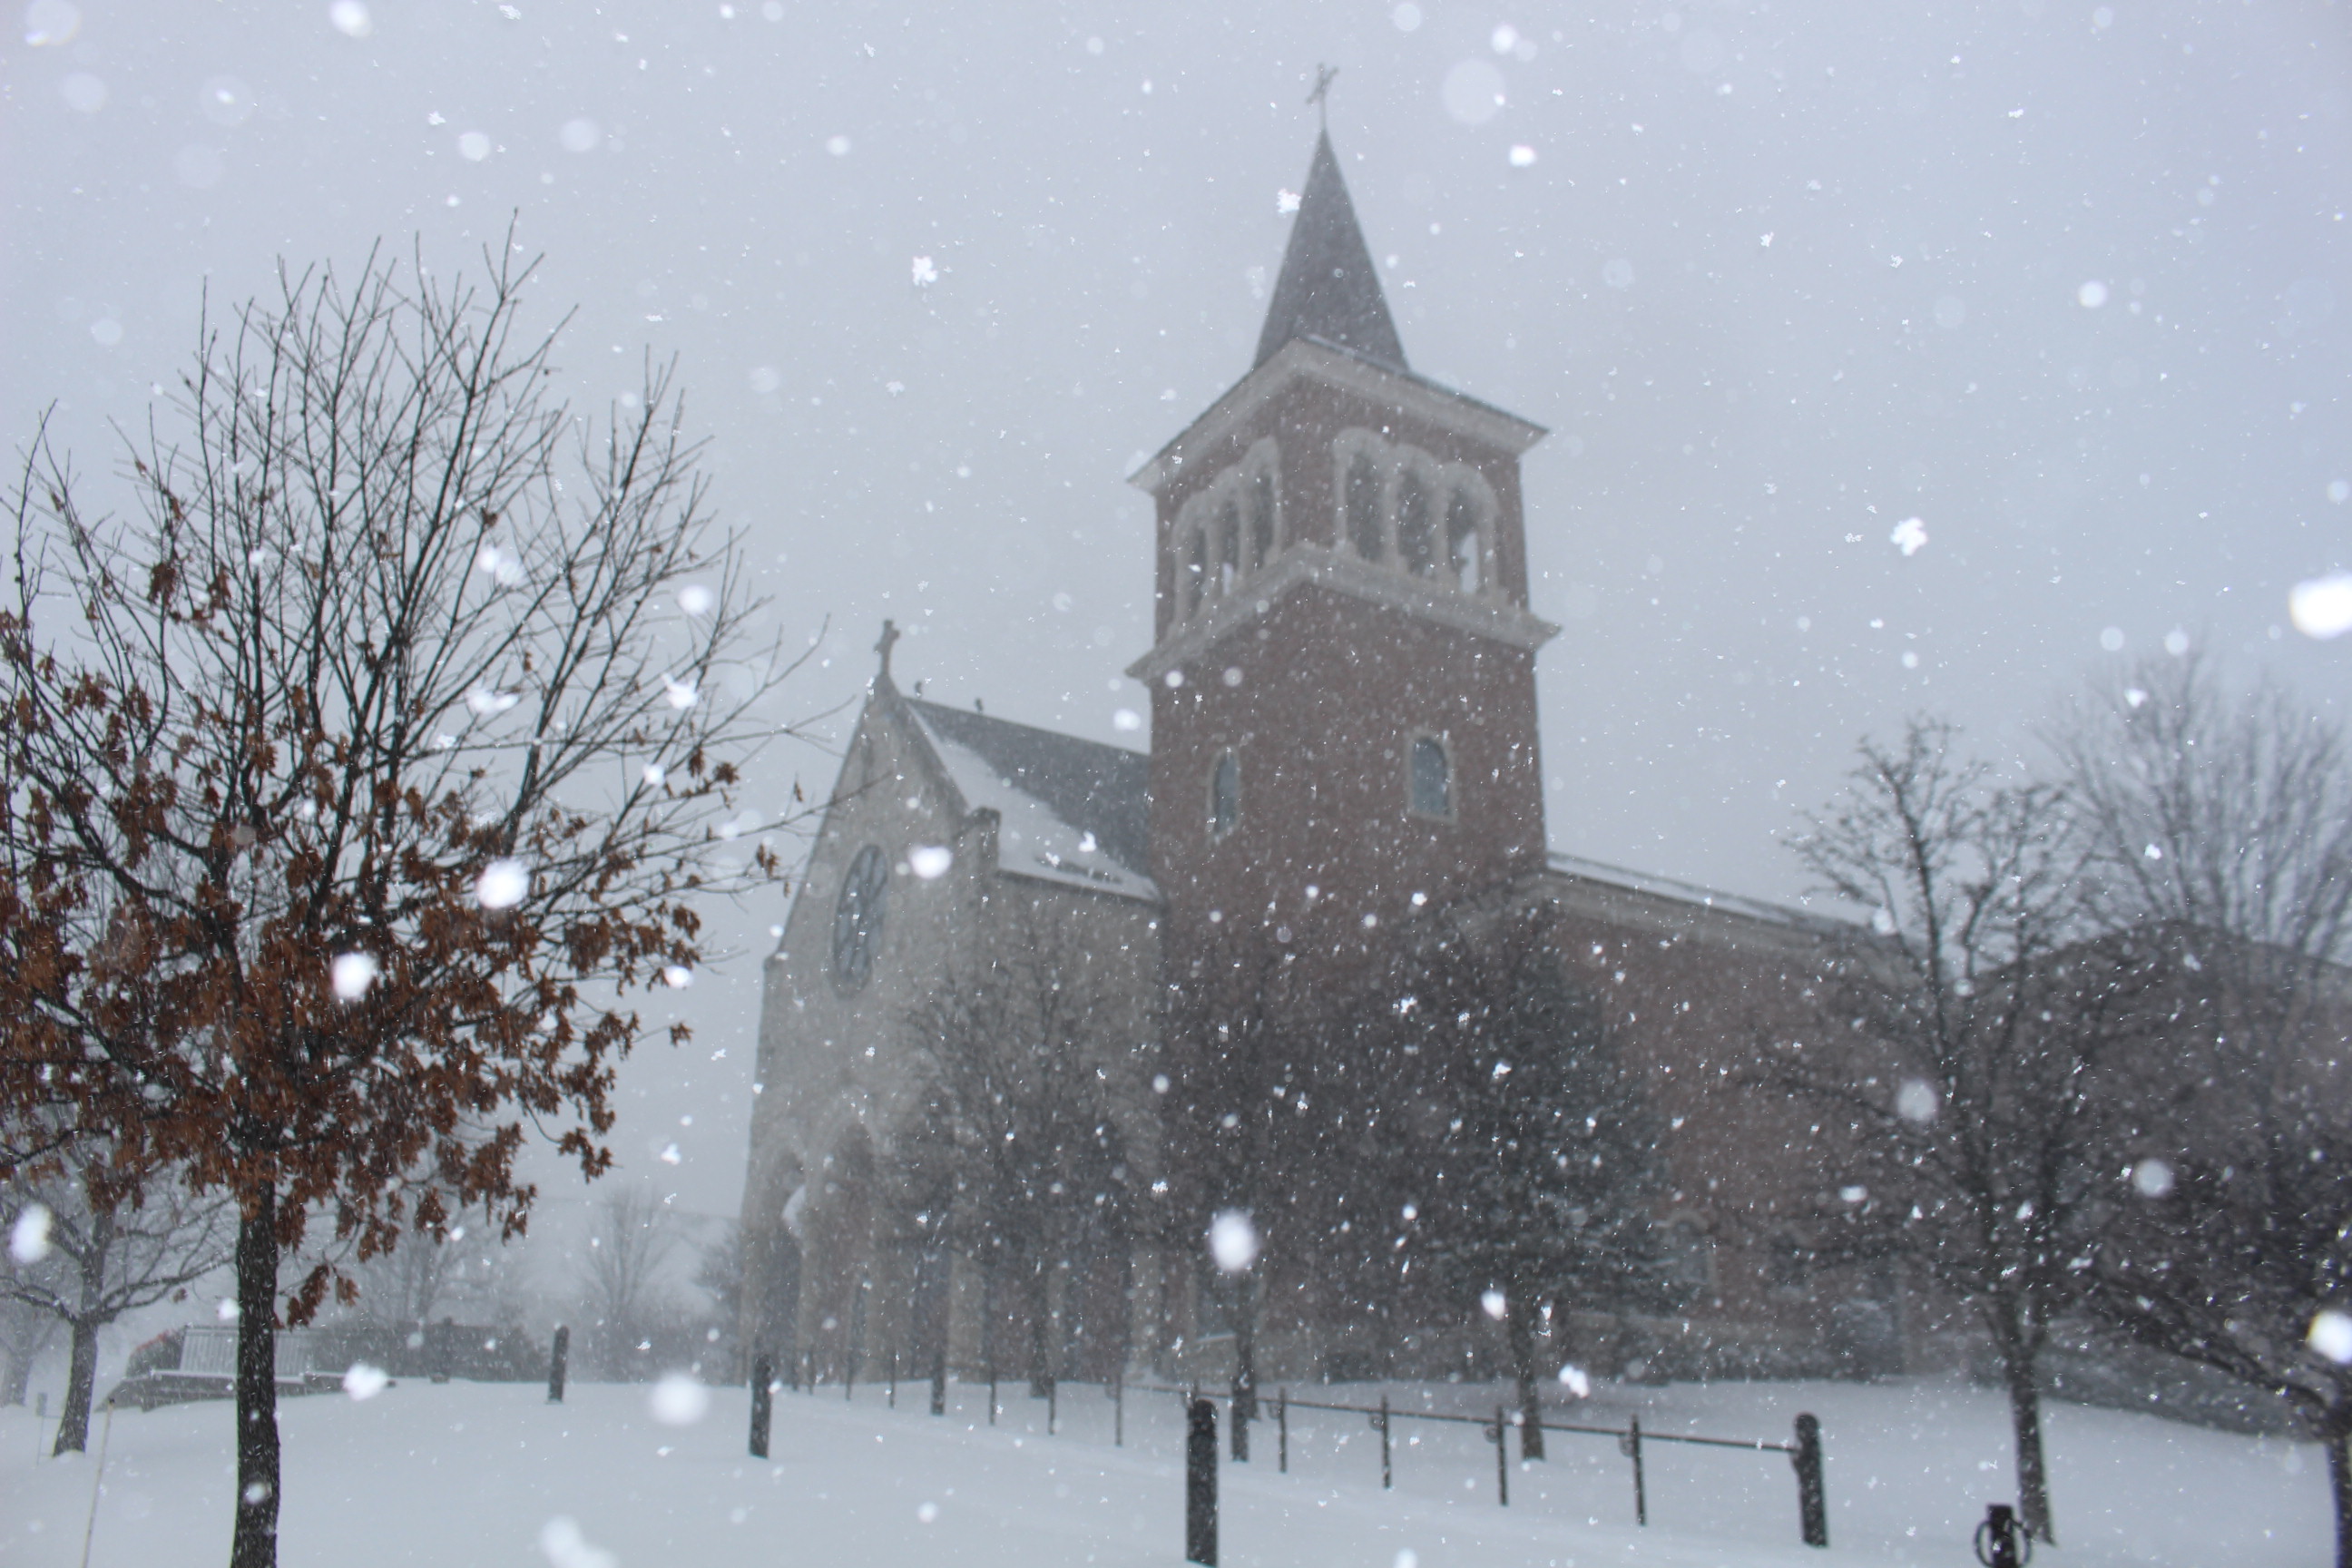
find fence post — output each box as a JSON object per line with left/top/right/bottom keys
{"left": 1494, "top": 1405, "right": 1510, "bottom": 1506}
{"left": 749, "top": 1355, "right": 773, "bottom": 1459}
{"left": 887, "top": 1348, "right": 897, "bottom": 1409}
{"left": 1048, "top": 1376, "right": 1058, "bottom": 1436}
{"left": 1185, "top": 1397, "right": 1219, "bottom": 1566}
{"left": 930, "top": 1348, "right": 947, "bottom": 1416}
{"left": 1627, "top": 1416, "right": 1647, "bottom": 1526}
{"left": 1794, "top": 1412, "right": 1828, "bottom": 1548}
{"left": 1277, "top": 1387, "right": 1289, "bottom": 1474}
{"left": 1378, "top": 1395, "right": 1392, "bottom": 1489}
{"left": 1230, "top": 1377, "right": 1250, "bottom": 1462}
{"left": 545, "top": 1326, "right": 569, "bottom": 1405}
{"left": 988, "top": 1363, "right": 998, "bottom": 1426}
{"left": 1113, "top": 1370, "right": 1124, "bottom": 1447}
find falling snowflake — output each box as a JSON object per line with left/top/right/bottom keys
{"left": 1556, "top": 1364, "right": 1591, "bottom": 1396}
{"left": 1896, "top": 1079, "right": 1938, "bottom": 1123}
{"left": 1277, "top": 189, "right": 1300, "bottom": 214}
{"left": 662, "top": 965, "right": 694, "bottom": 988}
{"left": 476, "top": 858, "right": 530, "bottom": 910}
{"left": 678, "top": 584, "right": 717, "bottom": 616}
{"left": 2132, "top": 1159, "right": 2174, "bottom": 1198}
{"left": 649, "top": 1373, "right": 710, "bottom": 1425}
{"left": 1208, "top": 1210, "right": 1259, "bottom": 1273}
{"left": 661, "top": 673, "right": 700, "bottom": 710}
{"left": 908, "top": 846, "right": 953, "bottom": 880}
{"left": 1888, "top": 517, "right": 1928, "bottom": 556}
{"left": 2310, "top": 1310, "right": 2352, "bottom": 1365}
{"left": 911, "top": 256, "right": 938, "bottom": 287}
{"left": 1479, "top": 1289, "right": 1507, "bottom": 1320}
{"left": 659, "top": 1142, "right": 683, "bottom": 1165}
{"left": 9, "top": 1204, "right": 52, "bottom": 1264}
{"left": 2289, "top": 573, "right": 2352, "bottom": 640}
{"left": 328, "top": 0, "right": 372, "bottom": 38}
{"left": 342, "top": 1363, "right": 390, "bottom": 1400}
{"left": 330, "top": 952, "right": 379, "bottom": 1001}
{"left": 466, "top": 687, "right": 521, "bottom": 717}
{"left": 475, "top": 543, "right": 524, "bottom": 586}
{"left": 538, "top": 1516, "right": 617, "bottom": 1568}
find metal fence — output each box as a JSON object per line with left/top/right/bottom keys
{"left": 1140, "top": 1380, "right": 1828, "bottom": 1549}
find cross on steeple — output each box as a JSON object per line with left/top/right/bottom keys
{"left": 874, "top": 618, "right": 900, "bottom": 680}
{"left": 1307, "top": 64, "right": 1338, "bottom": 131}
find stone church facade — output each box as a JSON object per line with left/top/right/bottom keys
{"left": 738, "top": 133, "right": 1903, "bottom": 1391}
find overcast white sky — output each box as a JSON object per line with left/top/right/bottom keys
{"left": 5, "top": 0, "right": 2347, "bottom": 1220}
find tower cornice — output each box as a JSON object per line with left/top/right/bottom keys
{"left": 1127, "top": 335, "right": 1546, "bottom": 497}
{"left": 1124, "top": 542, "right": 1558, "bottom": 682}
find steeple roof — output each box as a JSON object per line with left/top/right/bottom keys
{"left": 1253, "top": 132, "right": 1406, "bottom": 373}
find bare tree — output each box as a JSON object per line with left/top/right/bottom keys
{"left": 2054, "top": 656, "right": 2352, "bottom": 1565}
{"left": 0, "top": 237, "right": 800, "bottom": 1567}
{"left": 4, "top": 1140, "right": 230, "bottom": 1452}
{"left": 580, "top": 1188, "right": 684, "bottom": 1379}
{"left": 1779, "top": 719, "right": 2102, "bottom": 1544}
{"left": 1161, "top": 919, "right": 1301, "bottom": 1429}
{"left": 344, "top": 1193, "right": 515, "bottom": 1335}
{"left": 1, "top": 1294, "right": 60, "bottom": 1407}
{"left": 897, "top": 899, "right": 1132, "bottom": 1398}
{"left": 1377, "top": 900, "right": 1673, "bottom": 1457}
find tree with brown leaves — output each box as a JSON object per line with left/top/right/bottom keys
{"left": 0, "top": 238, "right": 803, "bottom": 1568}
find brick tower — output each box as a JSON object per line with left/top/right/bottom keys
{"left": 1128, "top": 132, "right": 1557, "bottom": 970}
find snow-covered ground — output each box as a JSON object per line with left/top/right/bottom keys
{"left": 0, "top": 1374, "right": 2328, "bottom": 1566}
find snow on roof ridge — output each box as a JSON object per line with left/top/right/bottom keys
{"left": 1543, "top": 850, "right": 1847, "bottom": 935}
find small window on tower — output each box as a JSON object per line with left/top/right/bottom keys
{"left": 1408, "top": 734, "right": 1452, "bottom": 819}
{"left": 1346, "top": 451, "right": 1384, "bottom": 562}
{"left": 1209, "top": 751, "right": 1240, "bottom": 838}
{"left": 1185, "top": 529, "right": 1208, "bottom": 619}
{"left": 1446, "top": 486, "right": 1484, "bottom": 594}
{"left": 1218, "top": 498, "right": 1242, "bottom": 593}
{"left": 1247, "top": 470, "right": 1278, "bottom": 573}
{"left": 1396, "top": 466, "right": 1437, "bottom": 577}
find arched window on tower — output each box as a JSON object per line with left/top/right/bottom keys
{"left": 1408, "top": 734, "right": 1451, "bottom": 819}
{"left": 1446, "top": 485, "right": 1484, "bottom": 594}
{"left": 1247, "top": 469, "right": 1278, "bottom": 573}
{"left": 1184, "top": 528, "right": 1208, "bottom": 619}
{"left": 1217, "top": 498, "right": 1242, "bottom": 595}
{"left": 1346, "top": 450, "right": 1384, "bottom": 562}
{"left": 1396, "top": 465, "right": 1437, "bottom": 577}
{"left": 1208, "top": 751, "right": 1240, "bottom": 838}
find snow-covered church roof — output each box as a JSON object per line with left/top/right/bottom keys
{"left": 905, "top": 696, "right": 1158, "bottom": 904}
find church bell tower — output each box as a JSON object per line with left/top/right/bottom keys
{"left": 1128, "top": 132, "right": 1557, "bottom": 964}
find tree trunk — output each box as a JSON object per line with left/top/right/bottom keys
{"left": 1230, "top": 1272, "right": 1258, "bottom": 1423}
{"left": 1, "top": 1321, "right": 37, "bottom": 1406}
{"left": 230, "top": 1190, "right": 281, "bottom": 1568}
{"left": 1507, "top": 1295, "right": 1544, "bottom": 1461}
{"left": 51, "top": 1317, "right": 98, "bottom": 1455}
{"left": 1998, "top": 1333, "right": 2054, "bottom": 1544}
{"left": 52, "top": 1203, "right": 113, "bottom": 1455}
{"left": 1024, "top": 1262, "right": 1053, "bottom": 1398}
{"left": 2329, "top": 1426, "right": 2352, "bottom": 1568}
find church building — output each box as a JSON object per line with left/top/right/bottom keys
{"left": 737, "top": 132, "right": 1897, "bottom": 1394}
